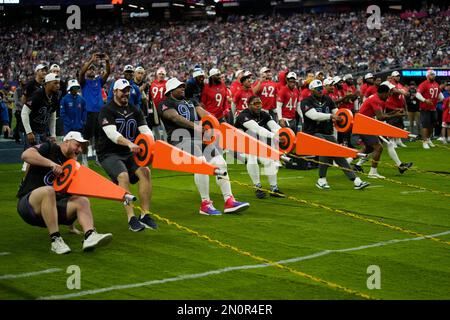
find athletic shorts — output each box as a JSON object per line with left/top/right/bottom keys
{"left": 420, "top": 110, "right": 437, "bottom": 129}
{"left": 84, "top": 112, "right": 99, "bottom": 140}
{"left": 442, "top": 122, "right": 450, "bottom": 129}
{"left": 100, "top": 152, "right": 140, "bottom": 184}
{"left": 359, "top": 134, "right": 380, "bottom": 146}
{"left": 17, "top": 192, "right": 74, "bottom": 228}
{"left": 168, "top": 137, "right": 220, "bottom": 162}
{"left": 386, "top": 116, "right": 404, "bottom": 129}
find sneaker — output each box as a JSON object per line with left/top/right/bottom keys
{"left": 398, "top": 162, "right": 413, "bottom": 174}
{"left": 224, "top": 196, "right": 250, "bottom": 214}
{"left": 423, "top": 142, "right": 430, "bottom": 149}
{"left": 437, "top": 137, "right": 445, "bottom": 143}
{"left": 367, "top": 173, "right": 386, "bottom": 179}
{"left": 269, "top": 186, "right": 286, "bottom": 198}
{"left": 139, "top": 214, "right": 158, "bottom": 229}
{"left": 428, "top": 140, "right": 436, "bottom": 147}
{"left": 51, "top": 237, "right": 71, "bottom": 254}
{"left": 255, "top": 188, "right": 266, "bottom": 199}
{"left": 199, "top": 200, "right": 222, "bottom": 216}
{"left": 354, "top": 178, "right": 370, "bottom": 190}
{"left": 316, "top": 179, "right": 330, "bottom": 190}
{"left": 82, "top": 231, "right": 113, "bottom": 252}
{"left": 353, "top": 164, "right": 364, "bottom": 173}
{"left": 128, "top": 216, "right": 145, "bottom": 232}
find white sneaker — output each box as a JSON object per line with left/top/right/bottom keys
{"left": 423, "top": 142, "right": 430, "bottom": 149}
{"left": 443, "top": 139, "right": 448, "bottom": 145}
{"left": 367, "top": 173, "right": 386, "bottom": 179}
{"left": 82, "top": 231, "right": 113, "bottom": 252}
{"left": 437, "top": 137, "right": 445, "bottom": 142}
{"left": 354, "top": 178, "right": 370, "bottom": 190}
{"left": 428, "top": 140, "right": 436, "bottom": 147}
{"left": 51, "top": 237, "right": 71, "bottom": 254}
{"left": 316, "top": 178, "right": 330, "bottom": 190}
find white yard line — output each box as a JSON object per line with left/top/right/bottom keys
{"left": 37, "top": 230, "right": 450, "bottom": 300}
{"left": 0, "top": 252, "right": 10, "bottom": 256}
{"left": 0, "top": 268, "right": 62, "bottom": 280}
{"left": 400, "top": 190, "right": 427, "bottom": 194}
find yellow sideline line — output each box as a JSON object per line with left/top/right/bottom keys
{"left": 131, "top": 205, "right": 375, "bottom": 300}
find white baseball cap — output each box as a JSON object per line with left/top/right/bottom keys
{"left": 135, "top": 66, "right": 145, "bottom": 72}
{"left": 193, "top": 69, "right": 205, "bottom": 78}
{"left": 427, "top": 69, "right": 436, "bottom": 76}
{"left": 67, "top": 79, "right": 80, "bottom": 91}
{"left": 333, "top": 76, "right": 343, "bottom": 85}
{"left": 309, "top": 79, "right": 323, "bottom": 90}
{"left": 343, "top": 74, "right": 353, "bottom": 80}
{"left": 50, "top": 64, "right": 60, "bottom": 71}
{"left": 123, "top": 65, "right": 135, "bottom": 73}
{"left": 323, "top": 77, "right": 334, "bottom": 86}
{"left": 113, "top": 79, "right": 131, "bottom": 91}
{"left": 241, "top": 71, "right": 252, "bottom": 79}
{"left": 34, "top": 64, "right": 48, "bottom": 73}
{"left": 286, "top": 72, "right": 297, "bottom": 80}
{"left": 209, "top": 68, "right": 221, "bottom": 78}
{"left": 63, "top": 131, "right": 88, "bottom": 144}
{"left": 165, "top": 78, "right": 185, "bottom": 95}
{"left": 156, "top": 67, "right": 166, "bottom": 75}
{"left": 44, "top": 73, "right": 60, "bottom": 83}
{"left": 380, "top": 81, "right": 395, "bottom": 90}
{"left": 259, "top": 67, "right": 270, "bottom": 74}
{"left": 235, "top": 69, "right": 244, "bottom": 78}
{"left": 391, "top": 71, "right": 400, "bottom": 77}
{"left": 364, "top": 73, "right": 374, "bottom": 79}
{"left": 315, "top": 71, "right": 324, "bottom": 77}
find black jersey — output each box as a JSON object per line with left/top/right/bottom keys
{"left": 96, "top": 100, "right": 147, "bottom": 160}
{"left": 17, "top": 142, "right": 69, "bottom": 198}
{"left": 23, "top": 79, "right": 43, "bottom": 102}
{"left": 300, "top": 95, "right": 337, "bottom": 135}
{"left": 234, "top": 109, "right": 272, "bottom": 132}
{"left": 158, "top": 96, "right": 199, "bottom": 142}
{"left": 26, "top": 88, "right": 59, "bottom": 134}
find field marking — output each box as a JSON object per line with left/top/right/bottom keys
{"left": 37, "top": 230, "right": 450, "bottom": 300}
{"left": 0, "top": 252, "right": 10, "bottom": 256}
{"left": 0, "top": 268, "right": 62, "bottom": 280}
{"left": 400, "top": 190, "right": 427, "bottom": 195}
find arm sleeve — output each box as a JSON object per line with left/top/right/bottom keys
{"left": 138, "top": 125, "right": 154, "bottom": 137}
{"left": 267, "top": 120, "right": 281, "bottom": 133}
{"left": 103, "top": 124, "right": 123, "bottom": 144}
{"left": 304, "top": 108, "right": 332, "bottom": 121}
{"left": 49, "top": 111, "right": 56, "bottom": 137}
{"left": 21, "top": 105, "right": 32, "bottom": 134}
{"left": 276, "top": 101, "right": 283, "bottom": 120}
{"left": 438, "top": 92, "right": 444, "bottom": 102}
{"left": 415, "top": 92, "right": 426, "bottom": 102}
{"left": 243, "top": 120, "right": 275, "bottom": 138}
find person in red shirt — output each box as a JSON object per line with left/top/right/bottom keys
{"left": 200, "top": 68, "right": 229, "bottom": 122}
{"left": 355, "top": 82, "right": 412, "bottom": 178}
{"left": 252, "top": 67, "right": 278, "bottom": 120}
{"left": 230, "top": 69, "right": 244, "bottom": 98}
{"left": 233, "top": 71, "right": 254, "bottom": 117}
{"left": 276, "top": 68, "right": 289, "bottom": 92}
{"left": 149, "top": 67, "right": 167, "bottom": 140}
{"left": 276, "top": 72, "right": 300, "bottom": 132}
{"left": 341, "top": 74, "right": 359, "bottom": 112}
{"left": 416, "top": 69, "right": 445, "bottom": 149}
{"left": 441, "top": 97, "right": 450, "bottom": 144}
{"left": 361, "top": 73, "right": 378, "bottom": 100}
{"left": 385, "top": 71, "right": 409, "bottom": 147}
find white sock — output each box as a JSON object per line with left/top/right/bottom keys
{"left": 211, "top": 155, "right": 232, "bottom": 201}
{"left": 318, "top": 177, "right": 327, "bottom": 184}
{"left": 246, "top": 156, "right": 260, "bottom": 186}
{"left": 194, "top": 174, "right": 210, "bottom": 201}
{"left": 354, "top": 177, "right": 362, "bottom": 185}
{"left": 385, "top": 141, "right": 402, "bottom": 166}
{"left": 356, "top": 158, "right": 368, "bottom": 166}
{"left": 369, "top": 167, "right": 378, "bottom": 175}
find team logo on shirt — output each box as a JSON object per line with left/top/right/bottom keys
{"left": 161, "top": 104, "right": 168, "bottom": 112}
{"left": 102, "top": 118, "right": 109, "bottom": 125}
{"left": 44, "top": 171, "right": 55, "bottom": 186}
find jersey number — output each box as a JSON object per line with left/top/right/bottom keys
{"left": 261, "top": 86, "right": 275, "bottom": 97}
{"left": 116, "top": 118, "right": 137, "bottom": 141}
{"left": 152, "top": 87, "right": 164, "bottom": 99}
{"left": 429, "top": 88, "right": 439, "bottom": 99}
{"left": 215, "top": 93, "right": 223, "bottom": 107}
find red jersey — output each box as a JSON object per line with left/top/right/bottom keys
{"left": 201, "top": 83, "right": 229, "bottom": 119}
{"left": 443, "top": 98, "right": 450, "bottom": 123}
{"left": 300, "top": 88, "right": 311, "bottom": 101}
{"left": 233, "top": 87, "right": 253, "bottom": 115}
{"left": 385, "top": 81, "right": 406, "bottom": 110}
{"left": 363, "top": 85, "right": 377, "bottom": 99}
{"left": 230, "top": 80, "right": 242, "bottom": 97}
{"left": 359, "top": 93, "right": 385, "bottom": 118}
{"left": 340, "top": 83, "right": 357, "bottom": 111}
{"left": 417, "top": 80, "right": 441, "bottom": 111}
{"left": 277, "top": 86, "right": 299, "bottom": 120}
{"left": 253, "top": 80, "right": 277, "bottom": 111}
{"left": 150, "top": 80, "right": 167, "bottom": 111}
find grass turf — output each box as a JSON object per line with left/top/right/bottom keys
{"left": 0, "top": 140, "right": 449, "bottom": 300}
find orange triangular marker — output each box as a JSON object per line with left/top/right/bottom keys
{"left": 352, "top": 113, "right": 409, "bottom": 138}
{"left": 219, "top": 122, "right": 282, "bottom": 161}
{"left": 54, "top": 159, "right": 129, "bottom": 201}
{"left": 295, "top": 132, "right": 358, "bottom": 158}
{"left": 152, "top": 140, "right": 218, "bottom": 175}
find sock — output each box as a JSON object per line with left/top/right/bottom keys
{"left": 356, "top": 158, "right": 368, "bottom": 166}
{"left": 369, "top": 167, "right": 378, "bottom": 175}
{"left": 385, "top": 141, "right": 402, "bottom": 166}
{"left": 84, "top": 229, "right": 95, "bottom": 240}
{"left": 50, "top": 232, "right": 61, "bottom": 242}
{"left": 246, "top": 159, "right": 260, "bottom": 185}
{"left": 354, "top": 177, "right": 362, "bottom": 185}
{"left": 210, "top": 155, "right": 233, "bottom": 201}
{"left": 194, "top": 173, "right": 210, "bottom": 201}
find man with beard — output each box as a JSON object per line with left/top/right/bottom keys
{"left": 276, "top": 72, "right": 300, "bottom": 132}
{"left": 107, "top": 65, "right": 142, "bottom": 111}
{"left": 233, "top": 71, "right": 254, "bottom": 116}
{"left": 16, "top": 131, "right": 112, "bottom": 254}
{"left": 96, "top": 79, "right": 156, "bottom": 232}
{"left": 301, "top": 80, "right": 369, "bottom": 190}
{"left": 149, "top": 67, "right": 167, "bottom": 140}
{"left": 185, "top": 67, "right": 206, "bottom": 105}
{"left": 252, "top": 67, "right": 278, "bottom": 120}
{"left": 201, "top": 68, "right": 229, "bottom": 122}
{"left": 361, "top": 73, "right": 378, "bottom": 100}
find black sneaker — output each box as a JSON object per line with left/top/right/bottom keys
{"left": 270, "top": 187, "right": 286, "bottom": 198}
{"left": 255, "top": 188, "right": 266, "bottom": 199}
{"left": 398, "top": 162, "right": 413, "bottom": 174}
{"left": 353, "top": 164, "right": 364, "bottom": 173}
{"left": 128, "top": 216, "right": 145, "bottom": 232}
{"left": 139, "top": 214, "right": 157, "bottom": 230}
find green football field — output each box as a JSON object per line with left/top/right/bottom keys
{"left": 0, "top": 141, "right": 449, "bottom": 300}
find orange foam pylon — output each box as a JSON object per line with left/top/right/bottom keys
{"left": 219, "top": 122, "right": 282, "bottom": 161}
{"left": 334, "top": 109, "right": 354, "bottom": 133}
{"left": 134, "top": 134, "right": 155, "bottom": 167}
{"left": 53, "top": 159, "right": 130, "bottom": 201}
{"left": 152, "top": 140, "right": 218, "bottom": 175}
{"left": 277, "top": 127, "right": 296, "bottom": 153}
{"left": 201, "top": 114, "right": 220, "bottom": 145}
{"left": 352, "top": 113, "right": 409, "bottom": 138}
{"left": 295, "top": 132, "right": 358, "bottom": 158}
